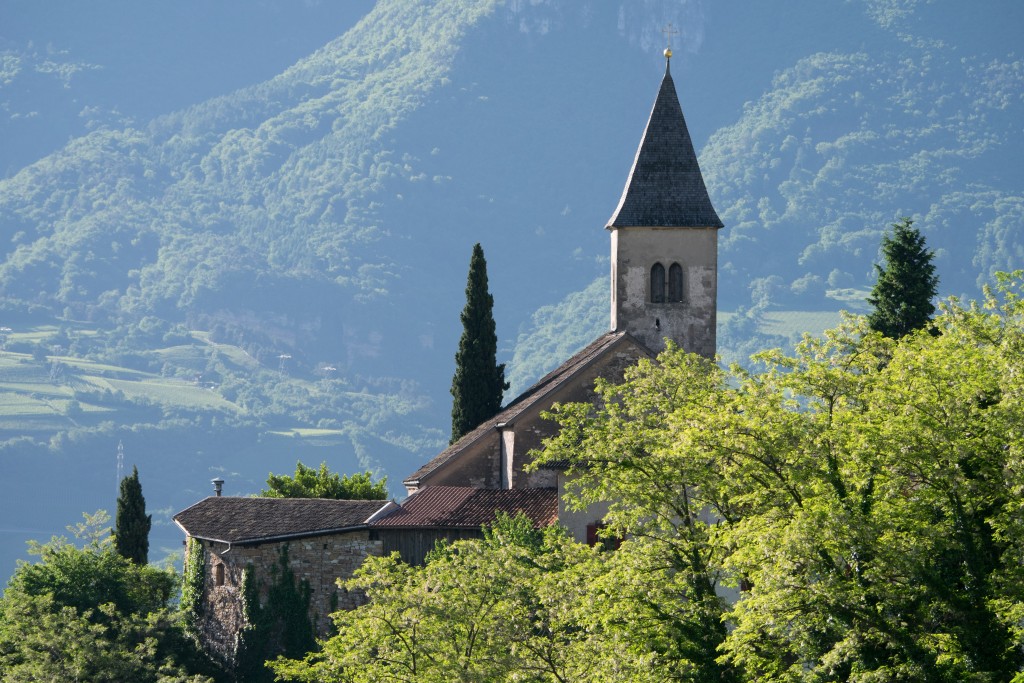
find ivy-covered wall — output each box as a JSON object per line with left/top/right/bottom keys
{"left": 189, "top": 531, "right": 383, "bottom": 671}
{"left": 181, "top": 536, "right": 205, "bottom": 638}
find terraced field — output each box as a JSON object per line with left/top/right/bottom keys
{"left": 0, "top": 347, "right": 242, "bottom": 439}
{"left": 758, "top": 311, "right": 845, "bottom": 338}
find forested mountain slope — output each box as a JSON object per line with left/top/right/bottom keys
{"left": 0, "top": 0, "right": 1021, "bottom": 579}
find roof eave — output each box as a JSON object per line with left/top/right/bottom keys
{"left": 606, "top": 222, "right": 724, "bottom": 230}
{"left": 180, "top": 524, "right": 372, "bottom": 547}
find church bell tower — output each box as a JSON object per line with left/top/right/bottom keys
{"left": 607, "top": 49, "right": 722, "bottom": 358}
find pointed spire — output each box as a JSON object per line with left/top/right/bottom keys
{"left": 606, "top": 65, "right": 723, "bottom": 229}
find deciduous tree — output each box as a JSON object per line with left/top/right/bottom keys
{"left": 271, "top": 514, "right": 691, "bottom": 683}
{"left": 537, "top": 272, "right": 1024, "bottom": 681}
{"left": 260, "top": 461, "right": 387, "bottom": 500}
{"left": 0, "top": 512, "right": 216, "bottom": 681}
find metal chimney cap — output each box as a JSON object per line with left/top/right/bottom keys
{"left": 211, "top": 477, "right": 225, "bottom": 496}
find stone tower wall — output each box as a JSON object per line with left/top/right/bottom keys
{"left": 610, "top": 226, "right": 718, "bottom": 357}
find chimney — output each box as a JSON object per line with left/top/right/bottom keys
{"left": 211, "top": 477, "right": 224, "bottom": 496}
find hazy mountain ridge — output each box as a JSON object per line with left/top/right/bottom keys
{"left": 707, "top": 42, "right": 1024, "bottom": 301}
{"left": 0, "top": 0, "right": 511, "bottom": 371}
{"left": 0, "top": 0, "right": 510, "bottom": 578}
{"left": 0, "top": 0, "right": 1021, "bottom": 581}
{"left": 510, "top": 0, "right": 1024, "bottom": 382}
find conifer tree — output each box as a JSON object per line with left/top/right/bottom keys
{"left": 114, "top": 465, "right": 151, "bottom": 565}
{"left": 867, "top": 217, "right": 938, "bottom": 338}
{"left": 450, "top": 243, "right": 508, "bottom": 444}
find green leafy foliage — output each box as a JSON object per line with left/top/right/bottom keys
{"left": 272, "top": 512, "right": 735, "bottom": 683}
{"left": 236, "top": 547, "right": 316, "bottom": 683}
{"left": 259, "top": 461, "right": 387, "bottom": 500}
{"left": 114, "top": 464, "right": 151, "bottom": 564}
{"left": 0, "top": 512, "right": 216, "bottom": 681}
{"left": 533, "top": 273, "right": 1024, "bottom": 681}
{"left": 450, "top": 243, "right": 508, "bottom": 443}
{"left": 180, "top": 537, "right": 205, "bottom": 638}
{"left": 867, "top": 217, "right": 939, "bottom": 338}
{"left": 535, "top": 349, "right": 738, "bottom": 682}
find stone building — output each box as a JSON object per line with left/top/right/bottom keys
{"left": 173, "top": 496, "right": 385, "bottom": 664}
{"left": 173, "top": 486, "right": 558, "bottom": 666}
{"left": 174, "top": 52, "right": 721, "bottom": 667}
{"left": 371, "top": 485, "right": 558, "bottom": 564}
{"left": 404, "top": 331, "right": 652, "bottom": 542}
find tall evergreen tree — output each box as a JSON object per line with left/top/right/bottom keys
{"left": 867, "top": 217, "right": 939, "bottom": 338}
{"left": 450, "top": 243, "right": 508, "bottom": 444}
{"left": 114, "top": 465, "right": 151, "bottom": 565}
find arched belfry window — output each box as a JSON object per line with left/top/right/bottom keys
{"left": 668, "top": 263, "right": 684, "bottom": 303}
{"left": 650, "top": 263, "right": 666, "bottom": 303}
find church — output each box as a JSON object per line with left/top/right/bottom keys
{"left": 174, "top": 49, "right": 722, "bottom": 666}
{"left": 401, "top": 48, "right": 722, "bottom": 541}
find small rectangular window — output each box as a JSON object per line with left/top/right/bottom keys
{"left": 586, "top": 523, "right": 622, "bottom": 551}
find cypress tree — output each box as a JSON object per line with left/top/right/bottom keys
{"left": 867, "top": 217, "right": 939, "bottom": 338}
{"left": 115, "top": 465, "right": 151, "bottom": 565}
{"left": 450, "top": 243, "right": 508, "bottom": 444}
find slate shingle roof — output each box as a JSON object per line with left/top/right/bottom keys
{"left": 173, "top": 497, "right": 387, "bottom": 545}
{"left": 404, "top": 331, "right": 650, "bottom": 487}
{"left": 607, "top": 63, "right": 723, "bottom": 229}
{"left": 370, "top": 486, "right": 558, "bottom": 529}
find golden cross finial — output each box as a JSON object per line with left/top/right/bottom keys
{"left": 662, "top": 22, "right": 679, "bottom": 59}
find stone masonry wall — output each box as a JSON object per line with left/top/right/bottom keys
{"left": 611, "top": 227, "right": 718, "bottom": 357}
{"left": 194, "top": 531, "right": 383, "bottom": 667}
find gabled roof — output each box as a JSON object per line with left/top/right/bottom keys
{"left": 607, "top": 62, "right": 723, "bottom": 229}
{"left": 404, "top": 331, "right": 650, "bottom": 487}
{"left": 370, "top": 486, "right": 558, "bottom": 529}
{"left": 173, "top": 497, "right": 386, "bottom": 545}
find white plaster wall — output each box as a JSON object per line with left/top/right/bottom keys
{"left": 501, "top": 429, "right": 515, "bottom": 489}
{"left": 557, "top": 472, "right": 612, "bottom": 544}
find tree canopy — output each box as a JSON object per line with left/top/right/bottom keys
{"left": 274, "top": 272, "right": 1024, "bottom": 682}
{"left": 450, "top": 243, "right": 508, "bottom": 444}
{"left": 535, "top": 272, "right": 1024, "bottom": 681}
{"left": 867, "top": 216, "right": 939, "bottom": 338}
{"left": 0, "top": 511, "right": 216, "bottom": 682}
{"left": 259, "top": 461, "right": 388, "bottom": 500}
{"left": 271, "top": 513, "right": 715, "bottom": 683}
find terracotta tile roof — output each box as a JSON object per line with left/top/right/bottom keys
{"left": 404, "top": 331, "right": 648, "bottom": 487}
{"left": 607, "top": 64, "right": 723, "bottom": 229}
{"left": 173, "top": 497, "right": 387, "bottom": 545}
{"left": 370, "top": 486, "right": 558, "bottom": 529}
